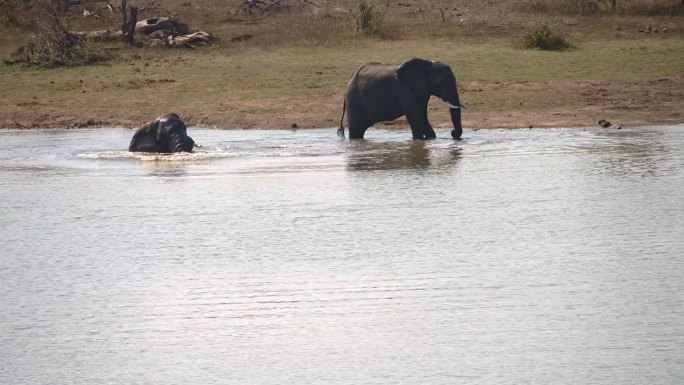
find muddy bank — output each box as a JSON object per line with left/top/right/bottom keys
{"left": 2, "top": 77, "right": 683, "bottom": 130}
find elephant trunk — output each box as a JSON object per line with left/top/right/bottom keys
{"left": 170, "top": 133, "right": 195, "bottom": 153}
{"left": 449, "top": 104, "right": 463, "bottom": 140}
{"left": 438, "top": 72, "right": 464, "bottom": 140}
{"left": 445, "top": 84, "right": 463, "bottom": 140}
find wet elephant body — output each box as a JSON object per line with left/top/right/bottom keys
{"left": 129, "top": 113, "right": 195, "bottom": 153}
{"left": 338, "top": 58, "right": 464, "bottom": 140}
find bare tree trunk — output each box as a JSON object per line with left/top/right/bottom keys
{"left": 121, "top": 0, "right": 138, "bottom": 44}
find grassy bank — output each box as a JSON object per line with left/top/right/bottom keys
{"left": 1, "top": 0, "right": 683, "bottom": 129}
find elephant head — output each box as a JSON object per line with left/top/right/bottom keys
{"left": 396, "top": 58, "right": 464, "bottom": 139}
{"left": 129, "top": 113, "right": 195, "bottom": 153}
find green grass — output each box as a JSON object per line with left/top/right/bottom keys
{"left": 3, "top": 37, "right": 682, "bottom": 89}
{"left": 1, "top": 35, "right": 683, "bottom": 127}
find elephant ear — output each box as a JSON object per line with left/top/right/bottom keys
{"left": 396, "top": 58, "right": 433, "bottom": 84}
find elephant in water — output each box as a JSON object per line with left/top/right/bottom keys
{"left": 338, "top": 58, "right": 464, "bottom": 140}
{"left": 129, "top": 113, "right": 195, "bottom": 153}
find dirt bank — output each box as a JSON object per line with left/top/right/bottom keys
{"left": 2, "top": 77, "right": 682, "bottom": 130}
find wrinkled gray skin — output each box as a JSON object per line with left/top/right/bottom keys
{"left": 129, "top": 113, "right": 195, "bottom": 153}
{"left": 338, "top": 58, "right": 464, "bottom": 140}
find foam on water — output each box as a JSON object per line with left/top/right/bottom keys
{"left": 77, "top": 147, "right": 238, "bottom": 162}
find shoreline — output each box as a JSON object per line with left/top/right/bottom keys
{"left": 1, "top": 110, "right": 680, "bottom": 130}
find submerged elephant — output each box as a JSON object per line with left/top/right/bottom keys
{"left": 338, "top": 58, "right": 464, "bottom": 140}
{"left": 129, "top": 113, "right": 195, "bottom": 153}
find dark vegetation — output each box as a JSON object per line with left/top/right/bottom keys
{"left": 521, "top": 22, "right": 571, "bottom": 50}
{"left": 353, "top": 0, "right": 384, "bottom": 35}
{"left": 2, "top": 0, "right": 104, "bottom": 67}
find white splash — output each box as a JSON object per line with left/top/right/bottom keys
{"left": 78, "top": 148, "right": 236, "bottom": 162}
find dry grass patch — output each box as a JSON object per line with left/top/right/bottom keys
{"left": 2, "top": 37, "right": 683, "bottom": 128}
{"left": 1, "top": 0, "right": 683, "bottom": 128}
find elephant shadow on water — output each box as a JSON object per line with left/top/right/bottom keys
{"left": 345, "top": 140, "right": 461, "bottom": 172}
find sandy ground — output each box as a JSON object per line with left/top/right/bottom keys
{"left": 1, "top": 76, "right": 682, "bottom": 130}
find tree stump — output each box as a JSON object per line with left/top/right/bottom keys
{"left": 120, "top": 0, "right": 138, "bottom": 44}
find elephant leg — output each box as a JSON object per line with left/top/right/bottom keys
{"left": 345, "top": 92, "right": 370, "bottom": 139}
{"left": 347, "top": 107, "right": 371, "bottom": 139}
{"left": 348, "top": 121, "right": 370, "bottom": 139}
{"left": 422, "top": 126, "right": 436, "bottom": 139}
{"left": 407, "top": 116, "right": 434, "bottom": 140}
{"left": 398, "top": 91, "right": 433, "bottom": 140}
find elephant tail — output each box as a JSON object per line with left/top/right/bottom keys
{"left": 337, "top": 99, "right": 346, "bottom": 138}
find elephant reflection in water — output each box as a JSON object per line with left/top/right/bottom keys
{"left": 345, "top": 140, "right": 461, "bottom": 171}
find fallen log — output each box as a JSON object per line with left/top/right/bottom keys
{"left": 69, "top": 17, "right": 202, "bottom": 44}
{"left": 162, "top": 31, "right": 215, "bottom": 48}
{"left": 135, "top": 17, "right": 191, "bottom": 36}
{"left": 69, "top": 30, "right": 122, "bottom": 42}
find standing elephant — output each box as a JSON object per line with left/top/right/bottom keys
{"left": 129, "top": 113, "right": 195, "bottom": 153}
{"left": 338, "top": 58, "right": 464, "bottom": 140}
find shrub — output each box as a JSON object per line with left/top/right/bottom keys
{"left": 521, "top": 22, "right": 571, "bottom": 51}
{"left": 354, "top": 0, "right": 383, "bottom": 36}
{"left": 4, "top": 0, "right": 102, "bottom": 67}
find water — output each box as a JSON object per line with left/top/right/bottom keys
{"left": 1, "top": 126, "right": 683, "bottom": 384}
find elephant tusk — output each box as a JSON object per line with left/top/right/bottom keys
{"left": 194, "top": 143, "right": 202, "bottom": 148}
{"left": 449, "top": 103, "right": 467, "bottom": 110}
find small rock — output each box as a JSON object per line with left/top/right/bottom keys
{"left": 598, "top": 119, "right": 611, "bottom": 128}
{"left": 291, "top": 123, "right": 298, "bottom": 129}
{"left": 599, "top": 119, "right": 621, "bottom": 129}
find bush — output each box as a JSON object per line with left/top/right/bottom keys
{"left": 521, "top": 22, "right": 571, "bottom": 51}
{"left": 4, "top": 0, "right": 102, "bottom": 67}
{"left": 354, "top": 0, "right": 383, "bottom": 36}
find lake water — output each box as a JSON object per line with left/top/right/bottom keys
{"left": 1, "top": 126, "right": 683, "bottom": 384}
